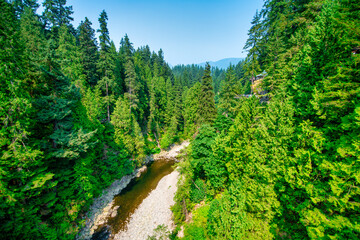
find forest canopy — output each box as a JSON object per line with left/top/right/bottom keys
{"left": 1, "top": 0, "right": 359, "bottom": 239}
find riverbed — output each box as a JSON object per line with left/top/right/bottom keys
{"left": 77, "top": 141, "right": 189, "bottom": 240}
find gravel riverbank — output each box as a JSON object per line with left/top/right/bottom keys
{"left": 113, "top": 170, "right": 180, "bottom": 240}
{"left": 76, "top": 141, "right": 189, "bottom": 240}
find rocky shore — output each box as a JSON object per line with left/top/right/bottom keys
{"left": 76, "top": 169, "right": 141, "bottom": 240}
{"left": 113, "top": 170, "right": 180, "bottom": 240}
{"left": 76, "top": 141, "right": 189, "bottom": 240}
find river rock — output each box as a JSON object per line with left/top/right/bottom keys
{"left": 113, "top": 170, "right": 180, "bottom": 240}
{"left": 136, "top": 165, "right": 147, "bottom": 177}
{"left": 76, "top": 141, "right": 190, "bottom": 240}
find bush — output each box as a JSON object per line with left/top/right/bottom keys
{"left": 190, "top": 179, "right": 206, "bottom": 203}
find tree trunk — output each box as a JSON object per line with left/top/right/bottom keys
{"left": 106, "top": 81, "right": 110, "bottom": 122}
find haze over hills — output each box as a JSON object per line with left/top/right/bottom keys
{"left": 196, "top": 58, "right": 244, "bottom": 69}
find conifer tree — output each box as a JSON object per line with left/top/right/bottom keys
{"left": 42, "top": 0, "right": 73, "bottom": 31}
{"left": 119, "top": 34, "right": 134, "bottom": 59}
{"left": 97, "top": 10, "right": 116, "bottom": 122}
{"left": 183, "top": 82, "right": 201, "bottom": 137}
{"left": 199, "top": 63, "right": 216, "bottom": 124}
{"left": 0, "top": 2, "right": 44, "bottom": 238}
{"left": 12, "top": 0, "right": 39, "bottom": 16}
{"left": 18, "top": 5, "right": 47, "bottom": 96}
{"left": 57, "top": 24, "right": 86, "bottom": 90}
{"left": 165, "top": 78, "right": 175, "bottom": 125}
{"left": 124, "top": 59, "right": 139, "bottom": 116}
{"left": 78, "top": 17, "right": 99, "bottom": 86}
{"left": 218, "top": 65, "right": 243, "bottom": 118}
{"left": 244, "top": 10, "right": 263, "bottom": 93}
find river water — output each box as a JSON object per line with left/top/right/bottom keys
{"left": 91, "top": 158, "right": 176, "bottom": 240}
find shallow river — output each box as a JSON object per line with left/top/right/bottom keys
{"left": 91, "top": 158, "right": 176, "bottom": 240}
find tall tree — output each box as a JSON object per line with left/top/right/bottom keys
{"left": 199, "top": 63, "right": 216, "bottom": 124}
{"left": 18, "top": 5, "right": 47, "bottom": 96}
{"left": 119, "top": 34, "right": 134, "bottom": 60}
{"left": 97, "top": 10, "right": 115, "bottom": 122}
{"left": 78, "top": 17, "right": 99, "bottom": 86}
{"left": 0, "top": 2, "right": 43, "bottom": 238}
{"left": 11, "top": 0, "right": 39, "bottom": 16}
{"left": 244, "top": 10, "right": 263, "bottom": 93}
{"left": 42, "top": 0, "right": 73, "bottom": 31}
{"left": 124, "top": 59, "right": 139, "bottom": 116}
{"left": 218, "top": 65, "right": 243, "bottom": 118}
{"left": 57, "top": 24, "right": 86, "bottom": 90}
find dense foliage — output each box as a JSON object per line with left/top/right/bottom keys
{"left": 172, "top": 0, "right": 360, "bottom": 239}
{"left": 1, "top": 0, "right": 359, "bottom": 239}
{"left": 0, "top": 0, "right": 217, "bottom": 238}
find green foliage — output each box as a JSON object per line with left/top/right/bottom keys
{"left": 183, "top": 82, "right": 201, "bottom": 138}
{"left": 78, "top": 17, "right": 99, "bottom": 86}
{"left": 218, "top": 66, "right": 243, "bottom": 119}
{"left": 174, "top": 1, "right": 360, "bottom": 240}
{"left": 5, "top": 0, "right": 360, "bottom": 239}
{"left": 42, "top": 0, "right": 73, "bottom": 31}
{"left": 183, "top": 206, "right": 208, "bottom": 240}
{"left": 204, "top": 133, "right": 229, "bottom": 194}
{"left": 199, "top": 63, "right": 216, "bottom": 124}
{"left": 147, "top": 224, "right": 171, "bottom": 240}
{"left": 190, "top": 125, "right": 216, "bottom": 179}
{"left": 190, "top": 179, "right": 206, "bottom": 203}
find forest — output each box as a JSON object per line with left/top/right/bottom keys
{"left": 0, "top": 0, "right": 359, "bottom": 239}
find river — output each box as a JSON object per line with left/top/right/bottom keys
{"left": 78, "top": 141, "right": 189, "bottom": 240}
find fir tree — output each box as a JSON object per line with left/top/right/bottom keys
{"left": 42, "top": 0, "right": 73, "bottom": 31}
{"left": 218, "top": 65, "right": 243, "bottom": 118}
{"left": 78, "top": 17, "right": 99, "bottom": 86}
{"left": 97, "top": 10, "right": 116, "bottom": 122}
{"left": 124, "top": 59, "right": 139, "bottom": 116}
{"left": 199, "top": 63, "right": 216, "bottom": 124}
{"left": 57, "top": 24, "right": 86, "bottom": 91}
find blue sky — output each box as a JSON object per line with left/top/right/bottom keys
{"left": 65, "top": 0, "right": 264, "bottom": 66}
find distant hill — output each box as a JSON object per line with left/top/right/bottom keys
{"left": 196, "top": 58, "right": 244, "bottom": 69}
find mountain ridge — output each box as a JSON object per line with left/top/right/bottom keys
{"left": 196, "top": 57, "right": 243, "bottom": 69}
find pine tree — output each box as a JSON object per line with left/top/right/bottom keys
{"left": 183, "top": 82, "right": 201, "bottom": 137}
{"left": 218, "top": 65, "right": 243, "bottom": 118}
{"left": 57, "top": 24, "right": 86, "bottom": 91}
{"left": 42, "top": 0, "right": 73, "bottom": 31}
{"left": 78, "top": 17, "right": 99, "bottom": 86}
{"left": 97, "top": 10, "right": 116, "bottom": 122}
{"left": 244, "top": 10, "right": 263, "bottom": 93}
{"left": 198, "top": 63, "right": 216, "bottom": 124}
{"left": 165, "top": 78, "right": 175, "bottom": 125}
{"left": 119, "top": 34, "right": 134, "bottom": 60}
{"left": 0, "top": 2, "right": 44, "bottom": 238}
{"left": 18, "top": 5, "right": 47, "bottom": 96}
{"left": 124, "top": 59, "right": 139, "bottom": 116}
{"left": 11, "top": 0, "right": 39, "bottom": 16}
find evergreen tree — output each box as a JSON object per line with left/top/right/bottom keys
{"left": 244, "top": 10, "right": 263, "bottom": 93}
{"left": 78, "top": 17, "right": 99, "bottom": 86}
{"left": 18, "top": 5, "right": 47, "bottom": 96}
{"left": 119, "top": 33, "right": 134, "bottom": 60}
{"left": 183, "top": 82, "right": 201, "bottom": 137}
{"left": 124, "top": 59, "right": 139, "bottom": 116}
{"left": 218, "top": 65, "right": 243, "bottom": 118}
{"left": 97, "top": 10, "right": 116, "bottom": 122}
{"left": 11, "top": 0, "right": 39, "bottom": 16}
{"left": 57, "top": 24, "right": 86, "bottom": 91}
{"left": 198, "top": 63, "right": 216, "bottom": 124}
{"left": 0, "top": 2, "right": 43, "bottom": 238}
{"left": 42, "top": 0, "right": 73, "bottom": 31}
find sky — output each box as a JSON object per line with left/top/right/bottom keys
{"left": 64, "top": 0, "right": 264, "bottom": 66}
